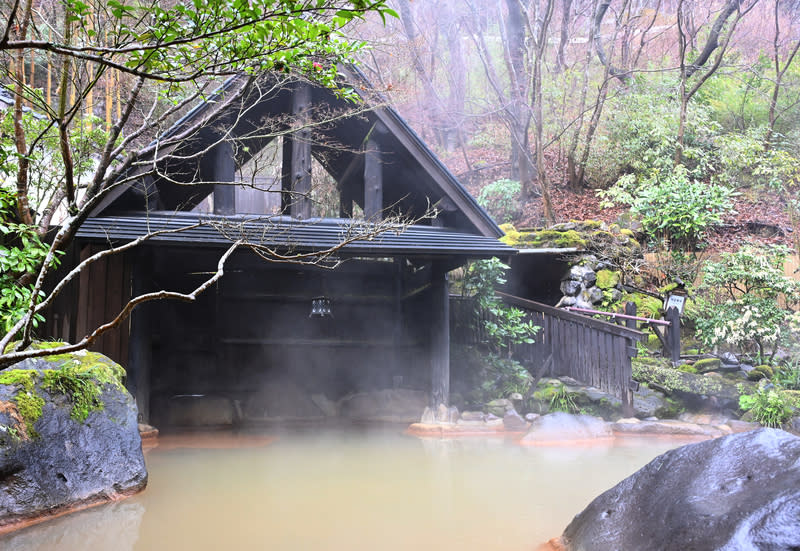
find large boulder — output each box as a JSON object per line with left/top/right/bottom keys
{"left": 519, "top": 412, "right": 612, "bottom": 445}
{"left": 0, "top": 348, "right": 147, "bottom": 531}
{"left": 559, "top": 429, "right": 800, "bottom": 550}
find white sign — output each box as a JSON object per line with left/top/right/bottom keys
{"left": 664, "top": 294, "right": 686, "bottom": 314}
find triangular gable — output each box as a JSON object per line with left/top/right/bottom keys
{"left": 92, "top": 69, "right": 502, "bottom": 238}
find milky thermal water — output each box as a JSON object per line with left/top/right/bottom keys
{"left": 1, "top": 428, "right": 687, "bottom": 551}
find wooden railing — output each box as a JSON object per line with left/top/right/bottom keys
{"left": 450, "top": 293, "right": 646, "bottom": 411}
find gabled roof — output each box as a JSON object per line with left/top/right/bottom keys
{"left": 93, "top": 69, "right": 503, "bottom": 238}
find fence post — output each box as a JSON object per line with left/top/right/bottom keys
{"left": 666, "top": 306, "right": 681, "bottom": 365}
{"left": 624, "top": 302, "right": 637, "bottom": 330}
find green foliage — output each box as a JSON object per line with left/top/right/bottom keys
{"left": 774, "top": 361, "right": 800, "bottom": 391}
{"left": 475, "top": 354, "right": 533, "bottom": 404}
{"left": 714, "top": 128, "right": 800, "bottom": 190}
{"left": 739, "top": 388, "right": 794, "bottom": 428}
{"left": 600, "top": 165, "right": 735, "bottom": 248}
{"left": 0, "top": 368, "right": 44, "bottom": 437}
{"left": 548, "top": 385, "right": 578, "bottom": 413}
{"left": 464, "top": 258, "right": 540, "bottom": 353}
{"left": 48, "top": 0, "right": 399, "bottom": 93}
{"left": 0, "top": 189, "right": 53, "bottom": 336}
{"left": 692, "top": 244, "right": 800, "bottom": 362}
{"left": 477, "top": 178, "right": 521, "bottom": 223}
{"left": 588, "top": 82, "right": 718, "bottom": 187}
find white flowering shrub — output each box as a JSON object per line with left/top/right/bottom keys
{"left": 693, "top": 245, "right": 800, "bottom": 362}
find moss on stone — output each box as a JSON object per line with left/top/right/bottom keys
{"left": 620, "top": 228, "right": 635, "bottom": 238}
{"left": 0, "top": 369, "right": 44, "bottom": 437}
{"left": 595, "top": 269, "right": 621, "bottom": 289}
{"left": 754, "top": 365, "right": 774, "bottom": 379}
{"left": 677, "top": 364, "right": 698, "bottom": 374}
{"left": 632, "top": 359, "right": 734, "bottom": 396}
{"left": 1, "top": 345, "right": 126, "bottom": 429}
{"left": 693, "top": 358, "right": 722, "bottom": 373}
{"left": 622, "top": 293, "right": 663, "bottom": 319}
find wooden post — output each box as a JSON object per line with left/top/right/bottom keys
{"left": 212, "top": 140, "right": 236, "bottom": 215}
{"left": 289, "top": 83, "right": 312, "bottom": 219}
{"left": 666, "top": 306, "right": 681, "bottom": 365}
{"left": 623, "top": 301, "right": 637, "bottom": 416}
{"left": 281, "top": 135, "right": 292, "bottom": 214}
{"left": 364, "top": 136, "right": 382, "bottom": 220}
{"left": 127, "top": 249, "right": 152, "bottom": 424}
{"left": 430, "top": 264, "right": 450, "bottom": 408}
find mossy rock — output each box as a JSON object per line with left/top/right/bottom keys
{"left": 754, "top": 365, "right": 774, "bottom": 379}
{"left": 694, "top": 358, "right": 722, "bottom": 373}
{"left": 632, "top": 358, "right": 751, "bottom": 410}
{"left": 677, "top": 364, "right": 698, "bottom": 374}
{"left": 0, "top": 344, "right": 126, "bottom": 435}
{"left": 596, "top": 269, "right": 621, "bottom": 289}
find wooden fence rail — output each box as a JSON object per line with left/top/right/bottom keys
{"left": 450, "top": 292, "right": 646, "bottom": 411}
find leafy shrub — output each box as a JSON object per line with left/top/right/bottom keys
{"left": 692, "top": 244, "right": 800, "bottom": 362}
{"left": 477, "top": 178, "right": 521, "bottom": 224}
{"left": 714, "top": 129, "right": 800, "bottom": 190}
{"left": 463, "top": 258, "right": 540, "bottom": 353}
{"left": 0, "top": 190, "right": 52, "bottom": 335}
{"left": 587, "top": 81, "right": 718, "bottom": 187}
{"left": 774, "top": 360, "right": 800, "bottom": 391}
{"left": 600, "top": 165, "right": 736, "bottom": 248}
{"left": 549, "top": 385, "right": 578, "bottom": 413}
{"left": 739, "top": 388, "right": 794, "bottom": 428}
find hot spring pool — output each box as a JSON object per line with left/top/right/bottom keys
{"left": 1, "top": 428, "right": 689, "bottom": 550}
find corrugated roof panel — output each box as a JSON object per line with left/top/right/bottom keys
{"left": 76, "top": 213, "right": 516, "bottom": 258}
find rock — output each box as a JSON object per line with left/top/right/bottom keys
{"left": 311, "top": 393, "right": 338, "bottom": 417}
{"left": 560, "top": 279, "right": 582, "bottom": 297}
{"left": 525, "top": 413, "right": 540, "bottom": 422}
{"left": 508, "top": 392, "right": 523, "bottom": 401}
{"left": 420, "top": 406, "right": 435, "bottom": 424}
{"left": 460, "top": 410, "right": 486, "bottom": 422}
{"left": 520, "top": 413, "right": 612, "bottom": 444}
{"left": 567, "top": 265, "right": 594, "bottom": 282}
{"left": 719, "top": 351, "right": 739, "bottom": 365}
{"left": 678, "top": 412, "right": 729, "bottom": 426}
{"left": 339, "top": 388, "right": 428, "bottom": 423}
{"left": 560, "top": 429, "right": 800, "bottom": 551}
{"left": 0, "top": 351, "right": 147, "bottom": 531}
{"left": 581, "top": 271, "right": 597, "bottom": 288}
{"left": 693, "top": 357, "right": 722, "bottom": 373}
{"left": 486, "top": 398, "right": 514, "bottom": 417}
{"left": 611, "top": 419, "right": 727, "bottom": 438}
{"left": 632, "top": 385, "right": 672, "bottom": 418}
{"left": 433, "top": 404, "right": 459, "bottom": 424}
{"left": 503, "top": 411, "right": 528, "bottom": 431}
{"left": 584, "top": 287, "right": 604, "bottom": 305}
{"left": 556, "top": 296, "right": 577, "bottom": 307}
{"left": 787, "top": 416, "right": 800, "bottom": 436}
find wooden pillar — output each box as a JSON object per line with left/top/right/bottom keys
{"left": 666, "top": 306, "right": 681, "bottom": 365}
{"left": 212, "top": 140, "right": 236, "bottom": 215}
{"left": 430, "top": 263, "right": 450, "bottom": 408}
{"left": 127, "top": 249, "right": 152, "bottom": 424}
{"left": 364, "top": 136, "right": 382, "bottom": 220}
{"left": 284, "top": 83, "right": 312, "bottom": 219}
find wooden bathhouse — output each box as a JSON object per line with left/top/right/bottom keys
{"left": 45, "top": 71, "right": 514, "bottom": 424}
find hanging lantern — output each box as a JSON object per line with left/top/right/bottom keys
{"left": 309, "top": 296, "right": 333, "bottom": 318}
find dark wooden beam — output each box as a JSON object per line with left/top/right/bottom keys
{"left": 364, "top": 136, "right": 383, "bottom": 220}
{"left": 212, "top": 140, "right": 236, "bottom": 215}
{"left": 289, "top": 83, "right": 312, "bottom": 219}
{"left": 281, "top": 135, "right": 292, "bottom": 214}
{"left": 127, "top": 249, "right": 153, "bottom": 424}
{"left": 430, "top": 263, "right": 450, "bottom": 408}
